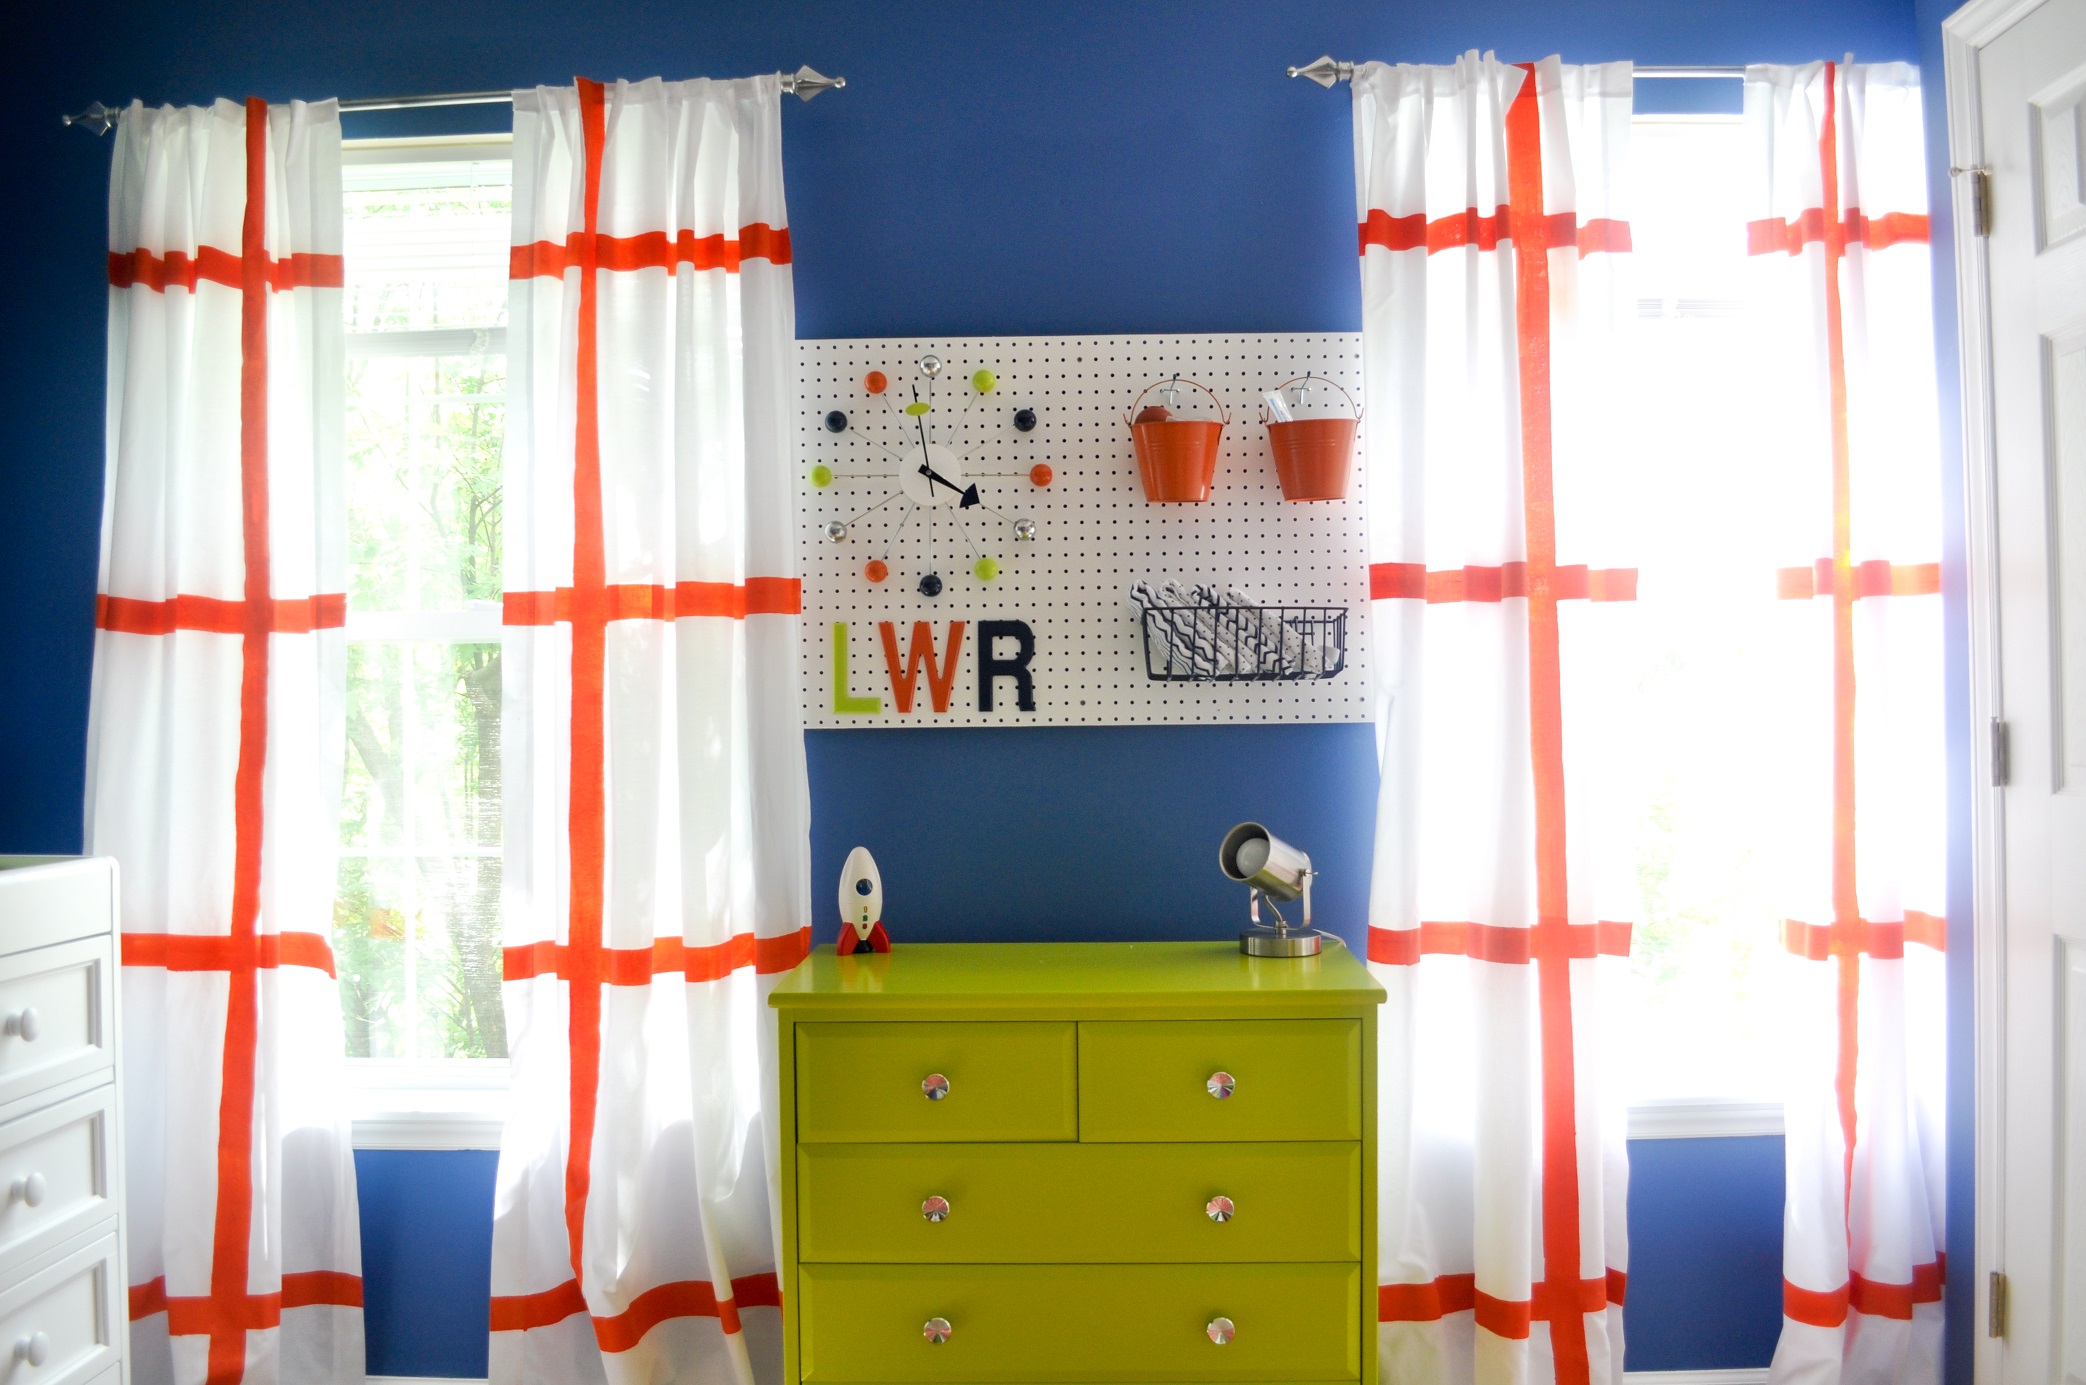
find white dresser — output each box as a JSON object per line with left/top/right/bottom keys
{"left": 0, "top": 858, "right": 126, "bottom": 1385}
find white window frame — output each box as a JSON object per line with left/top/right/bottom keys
{"left": 340, "top": 134, "right": 516, "bottom": 1149}
{"left": 1619, "top": 113, "right": 1782, "bottom": 1140}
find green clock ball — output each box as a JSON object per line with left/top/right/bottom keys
{"left": 904, "top": 401, "right": 932, "bottom": 417}
{"left": 971, "top": 369, "right": 997, "bottom": 394}
{"left": 809, "top": 464, "right": 833, "bottom": 488}
{"left": 974, "top": 557, "right": 1000, "bottom": 582}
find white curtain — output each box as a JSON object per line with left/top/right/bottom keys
{"left": 88, "top": 97, "right": 364, "bottom": 1385}
{"left": 489, "top": 75, "right": 811, "bottom": 1385}
{"left": 1745, "top": 61, "right": 1946, "bottom": 1385}
{"left": 1354, "top": 53, "right": 1638, "bottom": 1385}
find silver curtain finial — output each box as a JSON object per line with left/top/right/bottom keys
{"left": 782, "top": 65, "right": 846, "bottom": 101}
{"left": 1285, "top": 56, "right": 1354, "bottom": 89}
{"left": 61, "top": 101, "right": 120, "bottom": 136}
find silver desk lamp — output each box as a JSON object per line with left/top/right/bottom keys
{"left": 1219, "top": 822, "right": 1325, "bottom": 957}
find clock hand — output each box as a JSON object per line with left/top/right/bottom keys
{"left": 916, "top": 461, "right": 982, "bottom": 507}
{"left": 915, "top": 411, "right": 981, "bottom": 506}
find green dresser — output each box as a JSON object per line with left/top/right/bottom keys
{"left": 771, "top": 941, "right": 1384, "bottom": 1385}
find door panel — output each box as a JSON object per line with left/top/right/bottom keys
{"left": 1980, "top": 2, "right": 2086, "bottom": 1378}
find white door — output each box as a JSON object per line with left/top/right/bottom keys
{"left": 1964, "top": 0, "right": 2086, "bottom": 1380}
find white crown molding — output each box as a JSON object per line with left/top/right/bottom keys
{"left": 1627, "top": 1099, "right": 1784, "bottom": 1139}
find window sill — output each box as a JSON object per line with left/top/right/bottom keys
{"left": 347, "top": 1061, "right": 509, "bottom": 1151}
{"left": 1626, "top": 1098, "right": 1783, "bottom": 1139}
{"left": 344, "top": 1080, "right": 1782, "bottom": 1150}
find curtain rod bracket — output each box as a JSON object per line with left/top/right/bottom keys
{"left": 1286, "top": 56, "right": 1355, "bottom": 88}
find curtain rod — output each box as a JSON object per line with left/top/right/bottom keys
{"left": 62, "top": 65, "right": 846, "bottom": 135}
{"left": 1286, "top": 56, "right": 1745, "bottom": 87}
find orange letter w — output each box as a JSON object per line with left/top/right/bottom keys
{"left": 879, "top": 621, "right": 967, "bottom": 713}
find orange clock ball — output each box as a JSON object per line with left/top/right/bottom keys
{"left": 1029, "top": 463, "right": 1054, "bottom": 487}
{"left": 864, "top": 371, "right": 888, "bottom": 394}
{"left": 864, "top": 559, "right": 889, "bottom": 583}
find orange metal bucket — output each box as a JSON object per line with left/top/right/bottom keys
{"left": 1267, "top": 418, "right": 1357, "bottom": 501}
{"left": 1126, "top": 377, "right": 1229, "bottom": 503}
{"left": 1261, "top": 375, "right": 1361, "bottom": 501}
{"left": 1132, "top": 420, "right": 1224, "bottom": 502}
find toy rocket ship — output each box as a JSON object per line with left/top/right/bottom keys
{"left": 836, "top": 846, "right": 891, "bottom": 955}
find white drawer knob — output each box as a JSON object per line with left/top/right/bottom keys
{"left": 4, "top": 1009, "right": 40, "bottom": 1042}
{"left": 921, "top": 1073, "right": 950, "bottom": 1101}
{"left": 14, "top": 1332, "right": 49, "bottom": 1367}
{"left": 1205, "top": 1195, "right": 1234, "bottom": 1223}
{"left": 1206, "top": 1071, "right": 1235, "bottom": 1099}
{"left": 923, "top": 1316, "right": 952, "bottom": 1344}
{"left": 921, "top": 1195, "right": 951, "bottom": 1223}
{"left": 10, "top": 1173, "right": 46, "bottom": 1208}
{"left": 1206, "top": 1316, "right": 1235, "bottom": 1345}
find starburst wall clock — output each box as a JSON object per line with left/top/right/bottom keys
{"left": 807, "top": 354, "right": 1052, "bottom": 597}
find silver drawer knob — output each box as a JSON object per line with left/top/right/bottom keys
{"left": 923, "top": 1317, "right": 953, "bottom": 1344}
{"left": 1205, "top": 1195, "right": 1234, "bottom": 1223}
{"left": 922, "top": 1073, "right": 951, "bottom": 1101}
{"left": 1206, "top": 1316, "right": 1235, "bottom": 1346}
{"left": 1206, "top": 1071, "right": 1235, "bottom": 1099}
{"left": 921, "top": 1195, "right": 951, "bottom": 1223}
{"left": 10, "top": 1173, "right": 46, "bottom": 1208}
{"left": 4, "top": 1009, "right": 40, "bottom": 1042}
{"left": 15, "top": 1332, "right": 48, "bottom": 1367}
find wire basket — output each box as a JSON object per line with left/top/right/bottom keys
{"left": 1139, "top": 603, "right": 1348, "bottom": 681}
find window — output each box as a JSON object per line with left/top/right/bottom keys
{"left": 335, "top": 138, "right": 514, "bottom": 1138}
{"left": 1617, "top": 116, "right": 1785, "bottom": 1131}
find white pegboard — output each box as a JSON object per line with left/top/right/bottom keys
{"left": 797, "top": 334, "right": 1372, "bottom": 728}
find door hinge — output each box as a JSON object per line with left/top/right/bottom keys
{"left": 1953, "top": 165, "right": 1992, "bottom": 236}
{"left": 1992, "top": 717, "right": 2011, "bottom": 787}
{"left": 1988, "top": 1269, "right": 2008, "bottom": 1338}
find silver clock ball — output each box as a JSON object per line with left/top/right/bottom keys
{"left": 918, "top": 354, "right": 942, "bottom": 378}
{"left": 827, "top": 520, "right": 849, "bottom": 541}
{"left": 1013, "top": 517, "right": 1037, "bottom": 542}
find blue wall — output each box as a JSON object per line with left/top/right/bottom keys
{"left": 9, "top": 0, "right": 1950, "bottom": 1378}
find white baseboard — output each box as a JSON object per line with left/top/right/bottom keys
{"left": 372, "top": 1369, "right": 1771, "bottom": 1385}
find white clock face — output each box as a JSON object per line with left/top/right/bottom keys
{"left": 898, "top": 441, "right": 969, "bottom": 508}
{"left": 809, "top": 355, "right": 1052, "bottom": 594}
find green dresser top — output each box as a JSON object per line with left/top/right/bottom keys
{"left": 768, "top": 940, "right": 1384, "bottom": 1017}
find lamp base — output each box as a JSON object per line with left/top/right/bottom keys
{"left": 1240, "top": 927, "right": 1324, "bottom": 957}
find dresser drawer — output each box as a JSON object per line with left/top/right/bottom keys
{"left": 0, "top": 942, "right": 114, "bottom": 1111}
{"left": 797, "top": 1022, "right": 1077, "bottom": 1143}
{"left": 0, "top": 1087, "right": 116, "bottom": 1268}
{"left": 1079, "top": 1020, "right": 1360, "bottom": 1142}
{"left": 799, "top": 1141, "right": 1360, "bottom": 1263}
{"left": 0, "top": 1230, "right": 123, "bottom": 1385}
{"left": 0, "top": 861, "right": 113, "bottom": 959}
{"left": 799, "top": 1261, "right": 1359, "bottom": 1383}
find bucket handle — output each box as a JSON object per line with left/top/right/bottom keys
{"left": 1125, "top": 375, "right": 1230, "bottom": 428}
{"left": 1260, "top": 373, "right": 1362, "bottom": 426}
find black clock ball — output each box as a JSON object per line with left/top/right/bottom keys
{"left": 918, "top": 571, "right": 943, "bottom": 598}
